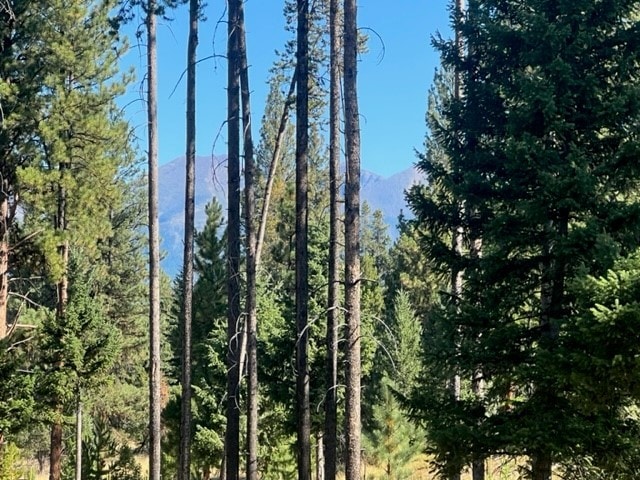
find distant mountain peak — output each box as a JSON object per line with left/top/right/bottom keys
{"left": 158, "top": 155, "right": 423, "bottom": 276}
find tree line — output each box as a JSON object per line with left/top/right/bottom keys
{"left": 3, "top": 1, "right": 640, "bottom": 480}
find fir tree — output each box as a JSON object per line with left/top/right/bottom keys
{"left": 409, "top": 1, "right": 640, "bottom": 478}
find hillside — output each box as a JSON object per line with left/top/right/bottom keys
{"left": 159, "top": 155, "right": 423, "bottom": 276}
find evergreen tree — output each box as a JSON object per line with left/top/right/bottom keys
{"left": 408, "top": 2, "right": 640, "bottom": 478}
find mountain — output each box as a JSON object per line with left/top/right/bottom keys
{"left": 158, "top": 155, "right": 423, "bottom": 276}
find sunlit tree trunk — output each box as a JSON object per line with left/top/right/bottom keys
{"left": 324, "top": 1, "right": 341, "bottom": 479}
{"left": 178, "top": 0, "right": 198, "bottom": 478}
{"left": 238, "top": 1, "right": 259, "bottom": 478}
{"left": 146, "top": 1, "right": 162, "bottom": 479}
{"left": 343, "top": 1, "right": 361, "bottom": 479}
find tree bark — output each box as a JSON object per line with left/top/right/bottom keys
{"left": 226, "top": 1, "right": 242, "bottom": 480}
{"left": 295, "top": 1, "right": 311, "bottom": 480}
{"left": 531, "top": 453, "right": 552, "bottom": 480}
{"left": 238, "top": 2, "right": 259, "bottom": 479}
{"left": 49, "top": 421, "right": 63, "bottom": 480}
{"left": 146, "top": 1, "right": 162, "bottom": 479}
{"left": 0, "top": 189, "right": 8, "bottom": 340}
{"left": 178, "top": 1, "right": 198, "bottom": 478}
{"left": 255, "top": 68, "right": 297, "bottom": 270}
{"left": 324, "top": 1, "right": 341, "bottom": 480}
{"left": 343, "top": 1, "right": 361, "bottom": 480}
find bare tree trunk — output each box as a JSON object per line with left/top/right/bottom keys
{"left": 343, "top": 1, "right": 361, "bottom": 480}
{"left": 238, "top": 2, "right": 259, "bottom": 479}
{"left": 316, "top": 432, "right": 324, "bottom": 480}
{"left": 178, "top": 1, "right": 198, "bottom": 478}
{"left": 255, "top": 68, "right": 297, "bottom": 269}
{"left": 295, "top": 2, "right": 311, "bottom": 480}
{"left": 324, "top": 1, "right": 341, "bottom": 479}
{"left": 0, "top": 187, "right": 8, "bottom": 340}
{"left": 226, "top": 1, "right": 242, "bottom": 480}
{"left": 147, "top": 1, "right": 162, "bottom": 479}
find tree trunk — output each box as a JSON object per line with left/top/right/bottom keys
{"left": 324, "top": 2, "right": 341, "bottom": 480}
{"left": 343, "top": 2, "right": 361, "bottom": 480}
{"left": 316, "top": 432, "right": 324, "bottom": 480}
{"left": 255, "top": 68, "right": 297, "bottom": 269}
{"left": 146, "top": 1, "right": 162, "bottom": 479}
{"left": 450, "top": 1, "right": 465, "bottom": 478}
{"left": 0, "top": 189, "right": 8, "bottom": 340}
{"left": 50, "top": 421, "right": 63, "bottom": 480}
{"left": 178, "top": 1, "right": 198, "bottom": 478}
{"left": 238, "top": 2, "right": 259, "bottom": 479}
{"left": 295, "top": 1, "right": 311, "bottom": 480}
{"left": 75, "top": 398, "right": 82, "bottom": 480}
{"left": 226, "top": 2, "right": 242, "bottom": 480}
{"left": 531, "top": 453, "right": 552, "bottom": 480}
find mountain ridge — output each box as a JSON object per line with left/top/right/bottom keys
{"left": 158, "top": 155, "right": 423, "bottom": 276}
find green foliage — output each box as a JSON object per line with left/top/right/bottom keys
{"left": 0, "top": 338, "right": 35, "bottom": 438}
{"left": 408, "top": 0, "right": 640, "bottom": 476}
{"left": 0, "top": 443, "right": 32, "bottom": 480}
{"left": 36, "top": 276, "right": 122, "bottom": 413}
{"left": 364, "top": 381, "right": 423, "bottom": 480}
{"left": 165, "top": 200, "right": 227, "bottom": 477}
{"left": 63, "top": 416, "right": 143, "bottom": 480}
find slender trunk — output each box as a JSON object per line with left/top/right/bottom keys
{"left": 343, "top": 1, "right": 361, "bottom": 480}
{"left": 238, "top": 3, "right": 259, "bottom": 479}
{"left": 295, "top": 2, "right": 311, "bottom": 480}
{"left": 0, "top": 189, "right": 8, "bottom": 340}
{"left": 75, "top": 398, "right": 82, "bottom": 480}
{"left": 324, "top": 2, "right": 341, "bottom": 480}
{"left": 50, "top": 165, "right": 68, "bottom": 480}
{"left": 147, "top": 1, "right": 162, "bottom": 479}
{"left": 226, "top": 2, "right": 242, "bottom": 480}
{"left": 255, "top": 68, "right": 297, "bottom": 269}
{"left": 316, "top": 432, "right": 324, "bottom": 480}
{"left": 450, "top": 2, "right": 465, "bottom": 478}
{"left": 179, "top": 1, "right": 198, "bottom": 478}
{"left": 450, "top": 225, "right": 463, "bottom": 480}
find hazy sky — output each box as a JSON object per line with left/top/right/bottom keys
{"left": 121, "top": 1, "right": 451, "bottom": 177}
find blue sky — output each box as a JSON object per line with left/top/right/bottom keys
{"left": 121, "top": 1, "right": 451, "bottom": 178}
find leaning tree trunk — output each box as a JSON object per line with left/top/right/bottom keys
{"left": 324, "top": 1, "right": 341, "bottom": 479}
{"left": 238, "top": 2, "right": 259, "bottom": 479}
{"left": 343, "top": 1, "right": 361, "bottom": 480}
{"left": 295, "top": 1, "right": 311, "bottom": 480}
{"left": 178, "top": 1, "right": 198, "bottom": 478}
{"left": 226, "top": 1, "right": 242, "bottom": 480}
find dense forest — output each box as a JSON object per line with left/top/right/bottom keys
{"left": 2, "top": 1, "right": 640, "bottom": 480}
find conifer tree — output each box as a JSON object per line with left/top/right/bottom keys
{"left": 409, "top": 1, "right": 640, "bottom": 478}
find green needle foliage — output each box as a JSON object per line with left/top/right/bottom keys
{"left": 408, "top": 0, "right": 640, "bottom": 476}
